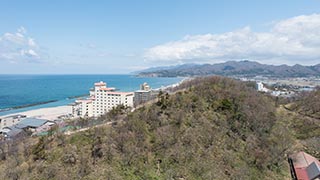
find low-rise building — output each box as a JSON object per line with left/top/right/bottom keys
{"left": 0, "top": 118, "right": 54, "bottom": 139}
{"left": 134, "top": 82, "right": 159, "bottom": 106}
{"left": 134, "top": 82, "right": 152, "bottom": 106}
{"left": 0, "top": 114, "right": 26, "bottom": 130}
{"left": 72, "top": 99, "right": 93, "bottom": 118}
{"left": 15, "top": 118, "right": 50, "bottom": 132}
{"left": 134, "top": 90, "right": 152, "bottom": 106}
{"left": 0, "top": 126, "right": 24, "bottom": 139}
{"left": 288, "top": 151, "right": 320, "bottom": 180}
{"left": 134, "top": 82, "right": 159, "bottom": 107}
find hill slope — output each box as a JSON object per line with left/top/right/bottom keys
{"left": 2, "top": 76, "right": 318, "bottom": 179}
{"left": 288, "top": 87, "right": 320, "bottom": 119}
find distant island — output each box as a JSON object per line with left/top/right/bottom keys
{"left": 136, "top": 60, "right": 320, "bottom": 77}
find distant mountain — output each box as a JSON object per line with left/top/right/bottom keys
{"left": 131, "top": 63, "right": 199, "bottom": 74}
{"left": 136, "top": 61, "right": 320, "bottom": 77}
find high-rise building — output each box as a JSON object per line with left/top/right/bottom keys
{"left": 72, "top": 81, "right": 134, "bottom": 117}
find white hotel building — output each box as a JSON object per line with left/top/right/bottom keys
{"left": 73, "top": 81, "right": 134, "bottom": 117}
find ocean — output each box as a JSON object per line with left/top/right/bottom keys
{"left": 0, "top": 75, "right": 183, "bottom": 116}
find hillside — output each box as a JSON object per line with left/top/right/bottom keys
{"left": 287, "top": 87, "right": 320, "bottom": 119}
{"left": 137, "top": 61, "right": 320, "bottom": 77}
{"left": 283, "top": 88, "right": 320, "bottom": 159}
{"left": 0, "top": 77, "right": 319, "bottom": 179}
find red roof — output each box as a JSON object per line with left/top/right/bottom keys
{"left": 293, "top": 152, "right": 320, "bottom": 168}
{"left": 290, "top": 152, "right": 320, "bottom": 180}
{"left": 295, "top": 168, "right": 309, "bottom": 180}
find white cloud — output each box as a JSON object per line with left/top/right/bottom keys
{"left": 17, "top": 26, "right": 27, "bottom": 34}
{"left": 3, "top": 32, "right": 25, "bottom": 45}
{"left": 20, "top": 49, "right": 39, "bottom": 58}
{"left": 144, "top": 14, "right": 320, "bottom": 65}
{"left": 28, "top": 38, "right": 37, "bottom": 47}
{"left": 0, "top": 26, "right": 41, "bottom": 63}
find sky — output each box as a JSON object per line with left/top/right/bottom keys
{"left": 0, "top": 0, "right": 319, "bottom": 74}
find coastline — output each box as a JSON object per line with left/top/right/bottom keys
{"left": 0, "top": 98, "right": 77, "bottom": 117}
{"left": 0, "top": 78, "right": 186, "bottom": 121}
{"left": 0, "top": 94, "right": 88, "bottom": 113}
{"left": 0, "top": 100, "right": 59, "bottom": 113}
{"left": 0, "top": 105, "right": 73, "bottom": 121}
{"left": 153, "top": 77, "right": 192, "bottom": 90}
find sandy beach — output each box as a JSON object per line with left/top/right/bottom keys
{"left": 0, "top": 105, "right": 73, "bottom": 121}
{"left": 0, "top": 78, "right": 187, "bottom": 122}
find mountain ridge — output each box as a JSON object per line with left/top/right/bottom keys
{"left": 136, "top": 61, "right": 320, "bottom": 77}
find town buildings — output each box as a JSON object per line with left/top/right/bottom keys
{"left": 255, "top": 81, "right": 297, "bottom": 97}
{"left": 72, "top": 81, "right": 134, "bottom": 117}
{"left": 256, "top": 82, "right": 269, "bottom": 92}
{"left": 134, "top": 82, "right": 154, "bottom": 106}
{"left": 72, "top": 99, "right": 93, "bottom": 118}
{"left": 0, "top": 114, "right": 26, "bottom": 130}
{"left": 0, "top": 118, "right": 54, "bottom": 139}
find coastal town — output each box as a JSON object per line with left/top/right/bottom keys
{"left": 241, "top": 76, "right": 320, "bottom": 97}
{"left": 1, "top": 0, "right": 320, "bottom": 179}
{"left": 0, "top": 81, "right": 167, "bottom": 140}
{"left": 0, "top": 76, "right": 318, "bottom": 141}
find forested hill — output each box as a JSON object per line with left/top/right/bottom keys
{"left": 287, "top": 87, "right": 320, "bottom": 119}
{"left": 137, "top": 61, "right": 320, "bottom": 77}
{"left": 1, "top": 77, "right": 319, "bottom": 179}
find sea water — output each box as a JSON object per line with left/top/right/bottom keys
{"left": 0, "top": 75, "right": 183, "bottom": 116}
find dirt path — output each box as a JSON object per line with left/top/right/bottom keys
{"left": 64, "top": 121, "right": 115, "bottom": 135}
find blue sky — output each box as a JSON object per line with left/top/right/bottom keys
{"left": 0, "top": 0, "right": 319, "bottom": 74}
